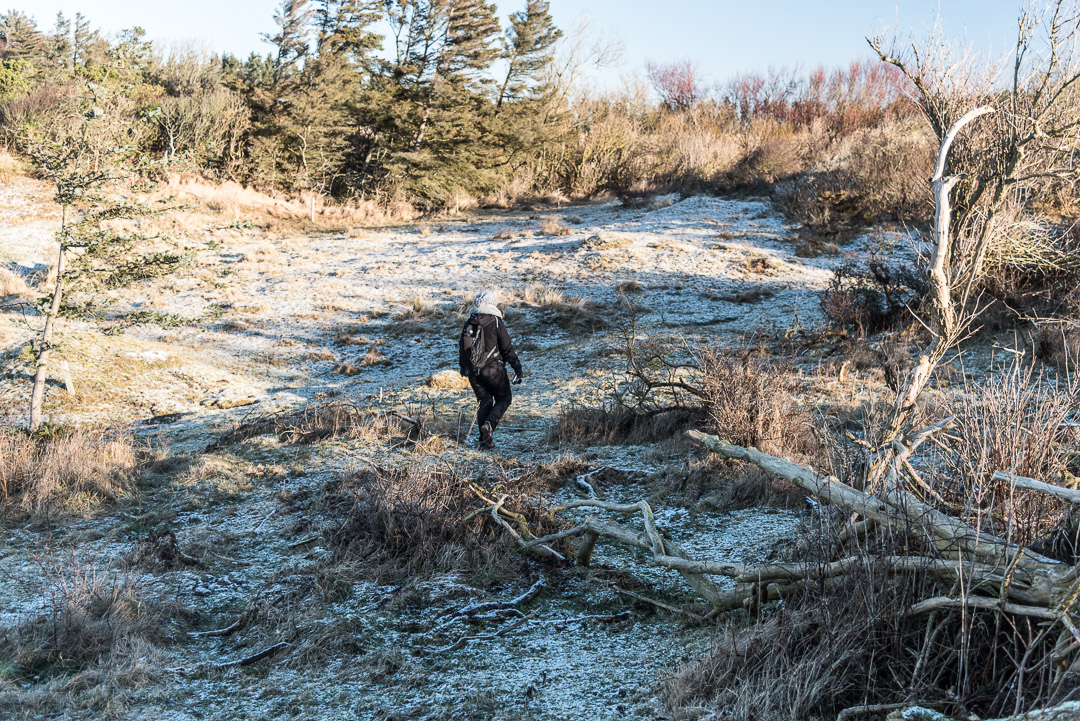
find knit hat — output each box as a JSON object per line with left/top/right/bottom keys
{"left": 471, "top": 290, "right": 503, "bottom": 318}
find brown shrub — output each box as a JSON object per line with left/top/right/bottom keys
{"left": 1036, "top": 323, "right": 1080, "bottom": 369}
{"left": 819, "top": 257, "right": 924, "bottom": 337}
{"left": 322, "top": 464, "right": 567, "bottom": 581}
{"left": 773, "top": 121, "right": 933, "bottom": 236}
{"left": 0, "top": 428, "right": 140, "bottom": 517}
{"left": 925, "top": 357, "right": 1080, "bottom": 548}
{"left": 724, "top": 136, "right": 803, "bottom": 190}
{"left": 662, "top": 568, "right": 980, "bottom": 720}
{"left": 0, "top": 546, "right": 193, "bottom": 681}
{"left": 545, "top": 404, "right": 701, "bottom": 447}
{"left": 698, "top": 345, "right": 818, "bottom": 458}
{"left": 209, "top": 402, "right": 419, "bottom": 448}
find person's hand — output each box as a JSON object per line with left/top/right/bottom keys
{"left": 459, "top": 367, "right": 469, "bottom": 378}
{"left": 513, "top": 372, "right": 524, "bottom": 385}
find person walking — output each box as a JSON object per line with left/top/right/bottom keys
{"left": 459, "top": 290, "right": 523, "bottom": 449}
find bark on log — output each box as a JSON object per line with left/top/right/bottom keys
{"left": 992, "top": 471, "right": 1080, "bottom": 505}
{"left": 686, "top": 430, "right": 1061, "bottom": 569}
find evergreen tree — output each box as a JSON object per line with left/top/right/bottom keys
{"left": 18, "top": 80, "right": 176, "bottom": 431}
{"left": 0, "top": 11, "right": 42, "bottom": 61}
{"left": 44, "top": 13, "right": 73, "bottom": 77}
{"left": 496, "top": 0, "right": 561, "bottom": 108}
{"left": 265, "top": 0, "right": 313, "bottom": 86}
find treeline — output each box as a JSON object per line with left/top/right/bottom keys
{"left": 0, "top": 2, "right": 924, "bottom": 214}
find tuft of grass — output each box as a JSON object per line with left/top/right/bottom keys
{"left": 0, "top": 268, "right": 31, "bottom": 299}
{"left": 515, "top": 284, "right": 609, "bottom": 333}
{"left": 322, "top": 463, "right": 566, "bottom": 582}
{"left": 209, "top": 402, "right": 420, "bottom": 448}
{"left": 539, "top": 216, "right": 572, "bottom": 236}
{"left": 0, "top": 427, "right": 142, "bottom": 517}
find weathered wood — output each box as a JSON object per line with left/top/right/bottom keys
{"left": 993, "top": 471, "right": 1080, "bottom": 505}
{"left": 686, "top": 429, "right": 1061, "bottom": 569}
{"left": 909, "top": 596, "right": 1057, "bottom": 620}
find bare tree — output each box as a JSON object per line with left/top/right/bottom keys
{"left": 645, "top": 59, "right": 703, "bottom": 111}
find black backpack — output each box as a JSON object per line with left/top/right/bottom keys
{"left": 462, "top": 317, "right": 500, "bottom": 371}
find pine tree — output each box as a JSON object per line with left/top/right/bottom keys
{"left": 44, "top": 13, "right": 73, "bottom": 77}
{"left": 496, "top": 0, "right": 561, "bottom": 108}
{"left": 19, "top": 81, "right": 176, "bottom": 431}
{"left": 0, "top": 10, "right": 43, "bottom": 62}
{"left": 264, "top": 0, "right": 313, "bottom": 87}
{"left": 382, "top": 0, "right": 500, "bottom": 151}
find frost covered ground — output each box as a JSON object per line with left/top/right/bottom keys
{"left": 0, "top": 180, "right": 912, "bottom": 719}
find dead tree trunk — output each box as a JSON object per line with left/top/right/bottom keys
{"left": 886, "top": 106, "right": 994, "bottom": 443}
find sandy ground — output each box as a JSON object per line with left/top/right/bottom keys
{"left": 0, "top": 179, "right": 911, "bottom": 720}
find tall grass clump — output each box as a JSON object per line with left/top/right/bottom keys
{"left": 0, "top": 428, "right": 140, "bottom": 517}
{"left": 322, "top": 463, "right": 567, "bottom": 582}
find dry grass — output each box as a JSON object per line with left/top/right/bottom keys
{"left": 924, "top": 357, "right": 1080, "bottom": 548}
{"left": 427, "top": 369, "right": 470, "bottom": 390}
{"left": 662, "top": 577, "right": 934, "bottom": 721}
{"left": 0, "top": 268, "right": 31, "bottom": 299}
{"left": 546, "top": 342, "right": 814, "bottom": 462}
{"left": 322, "top": 462, "right": 567, "bottom": 581}
{"left": 514, "top": 284, "right": 608, "bottom": 334}
{"left": 0, "top": 546, "right": 193, "bottom": 716}
{"left": 665, "top": 355, "right": 1080, "bottom": 720}
{"left": 546, "top": 404, "right": 702, "bottom": 447}
{"left": 539, "top": 216, "right": 572, "bottom": 236}
{"left": 388, "top": 296, "right": 459, "bottom": 335}
{"left": 697, "top": 345, "right": 818, "bottom": 459}
{"left": 0, "top": 428, "right": 141, "bottom": 517}
{"left": 581, "top": 233, "right": 633, "bottom": 251}
{"left": 149, "top": 176, "right": 418, "bottom": 234}
{"left": 209, "top": 401, "right": 420, "bottom": 448}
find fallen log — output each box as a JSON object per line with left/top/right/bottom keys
{"left": 686, "top": 429, "right": 1061, "bottom": 569}
{"left": 992, "top": 471, "right": 1080, "bottom": 505}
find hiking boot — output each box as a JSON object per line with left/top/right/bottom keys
{"left": 479, "top": 423, "right": 495, "bottom": 449}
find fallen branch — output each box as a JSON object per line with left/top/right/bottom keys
{"left": 455, "top": 579, "right": 544, "bottom": 618}
{"left": 188, "top": 617, "right": 244, "bottom": 638}
{"left": 612, "top": 585, "right": 706, "bottom": 622}
{"left": 575, "top": 467, "right": 607, "bottom": 499}
{"left": 215, "top": 641, "right": 292, "bottom": 669}
{"left": 540, "top": 610, "right": 633, "bottom": 629}
{"left": 490, "top": 495, "right": 565, "bottom": 561}
{"left": 908, "top": 596, "right": 1057, "bottom": 620}
{"left": 992, "top": 471, "right": 1080, "bottom": 505}
{"left": 837, "top": 703, "right": 912, "bottom": 721}
{"left": 431, "top": 611, "right": 536, "bottom": 654}
{"left": 686, "top": 429, "right": 1061, "bottom": 569}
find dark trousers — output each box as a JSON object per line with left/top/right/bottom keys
{"left": 469, "top": 363, "right": 512, "bottom": 431}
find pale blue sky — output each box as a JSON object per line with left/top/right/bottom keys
{"left": 14, "top": 1, "right": 1023, "bottom": 85}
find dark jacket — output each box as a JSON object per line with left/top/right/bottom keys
{"left": 459, "top": 313, "right": 522, "bottom": 377}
